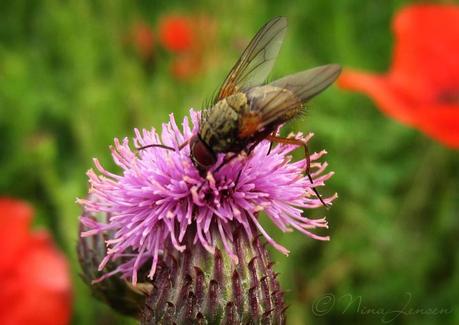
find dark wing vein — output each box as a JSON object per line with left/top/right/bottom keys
{"left": 270, "top": 64, "right": 342, "bottom": 104}
{"left": 247, "top": 64, "right": 342, "bottom": 130}
{"left": 213, "top": 16, "right": 288, "bottom": 104}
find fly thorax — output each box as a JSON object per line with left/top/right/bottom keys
{"left": 200, "top": 94, "right": 248, "bottom": 153}
{"left": 225, "top": 93, "right": 249, "bottom": 114}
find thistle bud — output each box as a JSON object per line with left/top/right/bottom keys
{"left": 140, "top": 225, "right": 286, "bottom": 324}
{"left": 77, "top": 212, "right": 148, "bottom": 317}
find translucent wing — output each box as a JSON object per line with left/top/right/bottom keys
{"left": 241, "top": 64, "right": 342, "bottom": 135}
{"left": 269, "top": 64, "right": 342, "bottom": 104}
{"left": 214, "top": 16, "right": 288, "bottom": 103}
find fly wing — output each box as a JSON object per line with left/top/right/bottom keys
{"left": 240, "top": 86, "right": 301, "bottom": 138}
{"left": 213, "top": 17, "right": 288, "bottom": 103}
{"left": 269, "top": 64, "right": 341, "bottom": 104}
{"left": 240, "top": 64, "right": 341, "bottom": 136}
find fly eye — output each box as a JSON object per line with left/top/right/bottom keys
{"left": 190, "top": 136, "right": 217, "bottom": 170}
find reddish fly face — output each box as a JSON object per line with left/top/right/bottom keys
{"left": 189, "top": 135, "right": 217, "bottom": 174}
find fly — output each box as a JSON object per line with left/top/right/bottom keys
{"left": 139, "top": 17, "right": 341, "bottom": 207}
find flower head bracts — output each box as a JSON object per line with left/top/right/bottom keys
{"left": 78, "top": 109, "right": 335, "bottom": 284}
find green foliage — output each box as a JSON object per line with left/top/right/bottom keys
{"left": 1, "top": 0, "right": 457, "bottom": 324}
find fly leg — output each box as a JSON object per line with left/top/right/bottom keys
{"left": 267, "top": 142, "right": 274, "bottom": 156}
{"left": 196, "top": 152, "right": 241, "bottom": 193}
{"left": 226, "top": 137, "right": 271, "bottom": 186}
{"left": 137, "top": 143, "right": 175, "bottom": 151}
{"left": 266, "top": 135, "right": 329, "bottom": 208}
{"left": 214, "top": 136, "right": 266, "bottom": 173}
{"left": 245, "top": 137, "right": 266, "bottom": 156}
{"left": 214, "top": 153, "right": 240, "bottom": 173}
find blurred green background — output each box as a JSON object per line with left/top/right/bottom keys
{"left": 1, "top": 0, "right": 458, "bottom": 324}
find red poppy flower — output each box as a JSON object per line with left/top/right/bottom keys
{"left": 131, "top": 22, "right": 155, "bottom": 60}
{"left": 0, "top": 198, "right": 71, "bottom": 325}
{"left": 339, "top": 5, "right": 459, "bottom": 148}
{"left": 158, "top": 15, "right": 194, "bottom": 53}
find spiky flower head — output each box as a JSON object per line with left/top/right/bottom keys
{"left": 140, "top": 225, "right": 287, "bottom": 324}
{"left": 78, "top": 109, "right": 335, "bottom": 285}
{"left": 78, "top": 208, "right": 288, "bottom": 323}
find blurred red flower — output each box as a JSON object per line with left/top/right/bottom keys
{"left": 131, "top": 22, "right": 155, "bottom": 60}
{"left": 171, "top": 54, "right": 203, "bottom": 81}
{"left": 0, "top": 198, "right": 71, "bottom": 325}
{"left": 158, "top": 14, "right": 217, "bottom": 80}
{"left": 158, "top": 15, "right": 194, "bottom": 53}
{"left": 339, "top": 5, "right": 459, "bottom": 148}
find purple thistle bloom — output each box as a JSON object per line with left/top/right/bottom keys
{"left": 78, "top": 109, "right": 335, "bottom": 284}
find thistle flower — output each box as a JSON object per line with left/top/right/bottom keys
{"left": 79, "top": 206, "right": 288, "bottom": 322}
{"left": 78, "top": 109, "right": 334, "bottom": 287}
